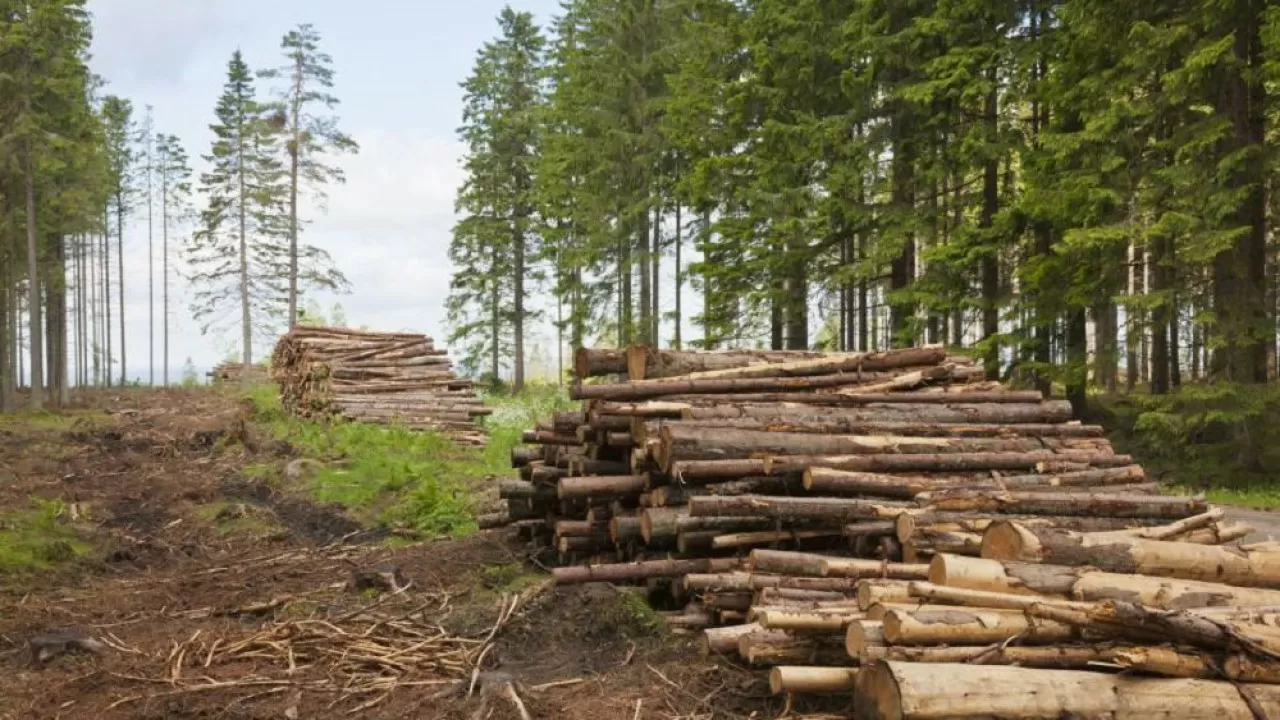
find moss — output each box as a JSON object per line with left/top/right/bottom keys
{"left": 599, "top": 588, "right": 665, "bottom": 640}
{"left": 0, "top": 498, "right": 91, "bottom": 574}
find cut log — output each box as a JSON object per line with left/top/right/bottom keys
{"left": 982, "top": 521, "right": 1280, "bottom": 587}
{"left": 662, "top": 391, "right": 1049, "bottom": 405}
{"left": 702, "top": 591, "right": 753, "bottom": 612}
{"left": 572, "top": 372, "right": 930, "bottom": 401}
{"left": 919, "top": 489, "right": 1206, "bottom": 519}
{"left": 641, "top": 508, "right": 776, "bottom": 542}
{"left": 683, "top": 572, "right": 860, "bottom": 593}
{"left": 702, "top": 623, "right": 764, "bottom": 655}
{"left": 1112, "top": 645, "right": 1280, "bottom": 683}
{"left": 663, "top": 417, "right": 1104, "bottom": 438}
{"left": 683, "top": 347, "right": 949, "bottom": 381}
{"left": 689, "top": 495, "right": 911, "bottom": 523}
{"left": 712, "top": 529, "right": 843, "bottom": 549}
{"left": 659, "top": 425, "right": 1104, "bottom": 472}
{"left": 769, "top": 666, "right": 859, "bottom": 695}
{"left": 904, "top": 529, "right": 982, "bottom": 558}
{"left": 749, "top": 550, "right": 831, "bottom": 577}
{"left": 845, "top": 620, "right": 886, "bottom": 656}
{"left": 896, "top": 513, "right": 1161, "bottom": 545}
{"left": 671, "top": 451, "right": 1136, "bottom": 480}
{"left": 1027, "top": 600, "right": 1280, "bottom": 658}
{"left": 557, "top": 475, "right": 647, "bottom": 499}
{"left": 820, "top": 558, "right": 930, "bottom": 580}
{"left": 930, "top": 553, "right": 1280, "bottom": 608}
{"left": 739, "top": 633, "right": 848, "bottom": 666}
{"left": 759, "top": 587, "right": 852, "bottom": 604}
{"left": 510, "top": 447, "right": 540, "bottom": 468}
{"left": 844, "top": 521, "right": 898, "bottom": 538}
{"left": 854, "top": 660, "right": 1280, "bottom": 720}
{"left": 552, "top": 557, "right": 741, "bottom": 584}
{"left": 499, "top": 480, "right": 558, "bottom": 501}
{"left": 676, "top": 531, "right": 719, "bottom": 554}
{"left": 552, "top": 410, "right": 587, "bottom": 431}
{"left": 521, "top": 430, "right": 580, "bottom": 446}
{"left": 754, "top": 609, "right": 866, "bottom": 632}
{"left": 573, "top": 347, "right": 628, "bottom": 378}
{"left": 858, "top": 644, "right": 1121, "bottom": 671}
{"left": 678, "top": 400, "right": 1076, "bottom": 423}
{"left": 628, "top": 346, "right": 839, "bottom": 380}
{"left": 905, "top": 581, "right": 1093, "bottom": 613}
{"left": 857, "top": 580, "right": 913, "bottom": 610}
{"left": 881, "top": 607, "right": 1076, "bottom": 646}
{"left": 610, "top": 516, "right": 643, "bottom": 544}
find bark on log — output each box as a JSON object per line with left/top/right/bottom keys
{"left": 712, "top": 530, "right": 843, "bottom": 549}
{"left": 610, "top": 516, "right": 643, "bottom": 544}
{"left": 930, "top": 553, "right": 1280, "bottom": 608}
{"left": 641, "top": 508, "right": 776, "bottom": 542}
{"left": 557, "top": 475, "right": 647, "bottom": 499}
{"left": 562, "top": 458, "right": 631, "bottom": 476}
{"left": 881, "top": 607, "right": 1076, "bottom": 646}
{"left": 572, "top": 371, "right": 934, "bottom": 401}
{"left": 769, "top": 666, "right": 859, "bottom": 695}
{"left": 749, "top": 549, "right": 830, "bottom": 577}
{"left": 659, "top": 425, "right": 1105, "bottom": 472}
{"left": 689, "top": 495, "right": 911, "bottom": 523}
{"left": 759, "top": 588, "right": 852, "bottom": 604}
{"left": 738, "top": 633, "right": 848, "bottom": 666}
{"left": 858, "top": 644, "right": 1121, "bottom": 671}
{"left": 702, "top": 623, "right": 765, "bottom": 655}
{"left": 754, "top": 609, "right": 866, "bottom": 632}
{"left": 679, "top": 347, "right": 949, "bottom": 381}
{"left": 671, "top": 451, "right": 1135, "bottom": 480}
{"left": 628, "top": 346, "right": 838, "bottom": 380}
{"left": 511, "top": 447, "right": 541, "bottom": 468}
{"left": 682, "top": 572, "right": 860, "bottom": 593}
{"left": 844, "top": 521, "right": 899, "bottom": 538}
{"left": 1027, "top": 600, "right": 1280, "bottom": 659}
{"left": 674, "top": 400, "right": 1076, "bottom": 423}
{"left": 896, "top": 513, "right": 1161, "bottom": 545}
{"left": 845, "top": 620, "right": 886, "bottom": 656}
{"left": 552, "top": 557, "right": 741, "bottom": 584}
{"left": 521, "top": 430, "right": 580, "bottom": 445}
{"left": 905, "top": 581, "right": 1094, "bottom": 613}
{"left": 806, "top": 466, "right": 1147, "bottom": 500}
{"left": 857, "top": 580, "right": 914, "bottom": 610}
{"left": 660, "top": 391, "right": 1048, "bottom": 405}
{"left": 676, "top": 531, "right": 720, "bottom": 554}
{"left": 919, "top": 489, "right": 1206, "bottom": 519}
{"left": 820, "top": 558, "right": 930, "bottom": 580}
{"left": 854, "top": 660, "right": 1280, "bottom": 720}
{"left": 574, "top": 347, "right": 628, "bottom": 378}
{"left": 1112, "top": 645, "right": 1280, "bottom": 683}
{"left": 983, "top": 521, "right": 1280, "bottom": 588}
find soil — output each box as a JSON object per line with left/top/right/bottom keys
{"left": 0, "top": 389, "right": 837, "bottom": 720}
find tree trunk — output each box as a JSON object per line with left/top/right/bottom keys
{"left": 628, "top": 400, "right": 1076, "bottom": 424}
{"left": 688, "top": 495, "right": 911, "bottom": 523}
{"left": 739, "top": 633, "right": 847, "bottom": 666}
{"left": 117, "top": 192, "right": 126, "bottom": 385}
{"left": 556, "top": 474, "right": 646, "bottom": 499}
{"left": 513, "top": 208, "right": 526, "bottom": 392}
{"left": 650, "top": 346, "right": 948, "bottom": 381}
{"left": 821, "top": 557, "right": 929, "bottom": 580}
{"left": 769, "top": 666, "right": 858, "bottom": 695}
{"left": 24, "top": 148, "right": 43, "bottom": 409}
{"left": 639, "top": 508, "right": 772, "bottom": 542}
{"left": 101, "top": 222, "right": 111, "bottom": 387}
{"left": 573, "top": 347, "right": 628, "bottom": 378}
{"left": 983, "top": 521, "right": 1280, "bottom": 588}
{"left": 702, "top": 623, "right": 764, "bottom": 655}
{"left": 882, "top": 607, "right": 1076, "bottom": 647}
{"left": 685, "top": 572, "right": 859, "bottom": 594}
{"left": 854, "top": 660, "right": 1280, "bottom": 720}
{"left": 638, "top": 206, "right": 651, "bottom": 345}
{"left": 288, "top": 80, "right": 301, "bottom": 329}
{"left": 678, "top": 419, "right": 1103, "bottom": 440}
{"left": 980, "top": 85, "right": 1001, "bottom": 378}
{"left": 673, "top": 202, "right": 682, "bottom": 349}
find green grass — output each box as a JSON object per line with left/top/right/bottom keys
{"left": 1197, "top": 487, "right": 1280, "bottom": 510}
{"left": 0, "top": 498, "right": 91, "bottom": 573}
{"left": 241, "top": 383, "right": 572, "bottom": 537}
{"left": 195, "top": 501, "right": 286, "bottom": 538}
{"left": 0, "top": 408, "right": 111, "bottom": 435}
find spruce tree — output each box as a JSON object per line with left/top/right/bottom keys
{"left": 448, "top": 8, "right": 545, "bottom": 389}
{"left": 100, "top": 94, "right": 135, "bottom": 386}
{"left": 187, "top": 50, "right": 288, "bottom": 367}
{"left": 259, "top": 23, "right": 357, "bottom": 328}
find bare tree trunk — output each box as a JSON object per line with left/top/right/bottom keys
{"left": 980, "top": 75, "right": 1000, "bottom": 378}
{"left": 238, "top": 145, "right": 252, "bottom": 368}
{"left": 25, "top": 149, "right": 44, "bottom": 409}
{"left": 102, "top": 217, "right": 111, "bottom": 387}
{"left": 653, "top": 203, "right": 661, "bottom": 346}
{"left": 116, "top": 193, "right": 126, "bottom": 386}
{"left": 162, "top": 172, "right": 170, "bottom": 385}
{"left": 674, "top": 201, "right": 682, "bottom": 350}
{"left": 288, "top": 66, "right": 302, "bottom": 330}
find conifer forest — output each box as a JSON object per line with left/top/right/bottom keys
{"left": 0, "top": 3, "right": 354, "bottom": 410}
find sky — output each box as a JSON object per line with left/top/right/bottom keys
{"left": 85, "top": 0, "right": 563, "bottom": 382}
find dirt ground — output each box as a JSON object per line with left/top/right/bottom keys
{"left": 0, "top": 389, "right": 839, "bottom": 720}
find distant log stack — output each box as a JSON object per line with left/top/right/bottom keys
{"left": 269, "top": 325, "right": 488, "bottom": 445}
{"left": 492, "top": 343, "right": 1266, "bottom": 718}
{"left": 209, "top": 361, "right": 269, "bottom": 386}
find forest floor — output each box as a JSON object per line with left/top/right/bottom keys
{"left": 0, "top": 388, "right": 830, "bottom": 720}
{"left": 1, "top": 388, "right": 1276, "bottom": 720}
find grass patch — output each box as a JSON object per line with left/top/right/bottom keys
{"left": 241, "top": 383, "right": 572, "bottom": 537}
{"left": 1195, "top": 487, "right": 1280, "bottom": 510}
{"left": 195, "top": 502, "right": 285, "bottom": 538}
{"left": 472, "top": 562, "right": 545, "bottom": 595}
{"left": 0, "top": 498, "right": 90, "bottom": 573}
{"left": 0, "top": 408, "right": 112, "bottom": 435}
{"left": 599, "top": 588, "right": 665, "bottom": 640}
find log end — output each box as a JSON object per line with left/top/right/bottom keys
{"left": 853, "top": 660, "right": 904, "bottom": 720}
{"left": 895, "top": 513, "right": 917, "bottom": 544}
{"left": 981, "top": 521, "right": 1040, "bottom": 562}
{"left": 845, "top": 620, "right": 885, "bottom": 658}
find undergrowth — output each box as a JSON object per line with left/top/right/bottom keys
{"left": 241, "top": 383, "right": 572, "bottom": 536}
{"left": 0, "top": 498, "right": 90, "bottom": 574}
{"left": 1097, "top": 382, "right": 1280, "bottom": 501}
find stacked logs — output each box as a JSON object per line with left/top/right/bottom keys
{"left": 496, "top": 344, "right": 1276, "bottom": 718}
{"left": 209, "top": 361, "right": 269, "bottom": 386}
{"left": 270, "top": 325, "right": 488, "bottom": 445}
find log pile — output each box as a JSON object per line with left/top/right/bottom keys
{"left": 270, "top": 325, "right": 489, "bottom": 445}
{"left": 209, "top": 361, "right": 269, "bottom": 386}
{"left": 494, "top": 344, "right": 1277, "bottom": 717}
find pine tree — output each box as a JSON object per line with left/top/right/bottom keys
{"left": 187, "top": 50, "right": 289, "bottom": 367}
{"left": 259, "top": 23, "right": 357, "bottom": 328}
{"left": 448, "top": 8, "right": 545, "bottom": 390}
{"left": 154, "top": 133, "right": 191, "bottom": 386}
{"left": 138, "top": 104, "right": 155, "bottom": 385}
